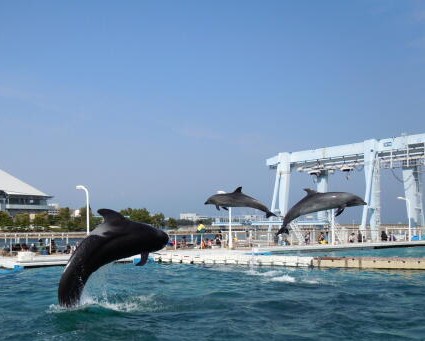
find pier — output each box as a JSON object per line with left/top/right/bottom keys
{"left": 151, "top": 246, "right": 425, "bottom": 270}
{"left": 2, "top": 241, "right": 425, "bottom": 271}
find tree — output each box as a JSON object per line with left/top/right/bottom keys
{"left": 58, "top": 207, "right": 72, "bottom": 228}
{"left": 120, "top": 208, "right": 152, "bottom": 224}
{"left": 151, "top": 213, "right": 165, "bottom": 228}
{"left": 33, "top": 212, "right": 49, "bottom": 228}
{"left": 0, "top": 211, "right": 12, "bottom": 227}
{"left": 166, "top": 217, "right": 178, "bottom": 229}
{"left": 14, "top": 213, "right": 30, "bottom": 228}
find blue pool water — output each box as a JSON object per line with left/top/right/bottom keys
{"left": 1, "top": 250, "right": 425, "bottom": 340}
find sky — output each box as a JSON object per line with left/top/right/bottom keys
{"left": 0, "top": 1, "right": 425, "bottom": 223}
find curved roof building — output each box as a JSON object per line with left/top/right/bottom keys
{"left": 0, "top": 169, "right": 52, "bottom": 216}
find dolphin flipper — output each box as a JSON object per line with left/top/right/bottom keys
{"left": 215, "top": 205, "right": 220, "bottom": 211}
{"left": 335, "top": 206, "right": 346, "bottom": 217}
{"left": 135, "top": 251, "right": 149, "bottom": 266}
{"left": 221, "top": 207, "right": 229, "bottom": 211}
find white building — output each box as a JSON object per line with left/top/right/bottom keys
{"left": 0, "top": 169, "right": 52, "bottom": 216}
{"left": 179, "top": 213, "right": 209, "bottom": 222}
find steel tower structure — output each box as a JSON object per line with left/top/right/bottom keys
{"left": 267, "top": 133, "right": 425, "bottom": 241}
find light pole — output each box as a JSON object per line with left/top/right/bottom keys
{"left": 218, "top": 190, "right": 233, "bottom": 249}
{"left": 397, "top": 196, "right": 411, "bottom": 241}
{"left": 76, "top": 185, "right": 90, "bottom": 235}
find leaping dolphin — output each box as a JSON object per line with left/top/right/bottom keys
{"left": 204, "top": 186, "right": 277, "bottom": 218}
{"left": 276, "top": 189, "right": 366, "bottom": 235}
{"left": 58, "top": 209, "right": 169, "bottom": 307}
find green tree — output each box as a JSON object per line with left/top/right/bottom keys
{"left": 0, "top": 211, "right": 13, "bottom": 227}
{"left": 33, "top": 212, "right": 49, "bottom": 227}
{"left": 166, "top": 217, "right": 178, "bottom": 229}
{"left": 58, "top": 207, "right": 72, "bottom": 228}
{"left": 120, "top": 208, "right": 152, "bottom": 224}
{"left": 151, "top": 213, "right": 165, "bottom": 228}
{"left": 14, "top": 213, "right": 30, "bottom": 228}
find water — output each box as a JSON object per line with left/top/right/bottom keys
{"left": 2, "top": 250, "right": 425, "bottom": 340}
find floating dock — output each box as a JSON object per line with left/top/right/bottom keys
{"left": 152, "top": 248, "right": 425, "bottom": 270}
{"left": 0, "top": 252, "right": 70, "bottom": 269}
{"left": 2, "top": 243, "right": 425, "bottom": 271}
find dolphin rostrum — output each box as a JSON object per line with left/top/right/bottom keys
{"left": 58, "top": 208, "right": 169, "bottom": 307}
{"left": 276, "top": 189, "right": 367, "bottom": 235}
{"left": 204, "top": 186, "right": 277, "bottom": 218}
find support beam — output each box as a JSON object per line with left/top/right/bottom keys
{"left": 402, "top": 166, "right": 425, "bottom": 228}
{"left": 267, "top": 133, "right": 425, "bottom": 234}
{"left": 316, "top": 171, "right": 329, "bottom": 221}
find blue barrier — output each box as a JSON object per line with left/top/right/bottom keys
{"left": 0, "top": 265, "right": 24, "bottom": 274}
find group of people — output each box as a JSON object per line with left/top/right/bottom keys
{"left": 169, "top": 233, "right": 223, "bottom": 249}
{"left": 201, "top": 234, "right": 223, "bottom": 249}
{"left": 381, "top": 230, "right": 397, "bottom": 242}
{"left": 2, "top": 238, "right": 75, "bottom": 255}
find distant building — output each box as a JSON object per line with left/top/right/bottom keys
{"left": 73, "top": 209, "right": 81, "bottom": 218}
{"left": 48, "top": 203, "right": 60, "bottom": 216}
{"left": 179, "top": 213, "right": 209, "bottom": 222}
{"left": 0, "top": 169, "right": 52, "bottom": 216}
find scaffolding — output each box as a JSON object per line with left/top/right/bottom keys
{"left": 267, "top": 133, "right": 425, "bottom": 241}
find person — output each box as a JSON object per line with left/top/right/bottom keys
{"left": 29, "top": 243, "right": 38, "bottom": 252}
{"left": 357, "top": 231, "right": 363, "bottom": 243}
{"left": 215, "top": 234, "right": 221, "bottom": 246}
{"left": 51, "top": 239, "right": 57, "bottom": 253}
{"left": 349, "top": 233, "right": 356, "bottom": 243}
{"left": 304, "top": 232, "right": 310, "bottom": 245}
{"left": 318, "top": 232, "right": 326, "bottom": 244}
{"left": 181, "top": 236, "right": 187, "bottom": 248}
{"left": 381, "top": 230, "right": 388, "bottom": 242}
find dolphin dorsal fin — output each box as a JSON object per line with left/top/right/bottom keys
{"left": 98, "top": 209, "right": 126, "bottom": 225}
{"left": 234, "top": 187, "right": 242, "bottom": 193}
{"left": 303, "top": 188, "right": 317, "bottom": 196}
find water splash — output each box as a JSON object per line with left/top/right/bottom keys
{"left": 269, "top": 275, "right": 297, "bottom": 283}
{"left": 48, "top": 294, "right": 164, "bottom": 313}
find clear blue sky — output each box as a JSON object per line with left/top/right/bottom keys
{"left": 1, "top": 1, "right": 424, "bottom": 223}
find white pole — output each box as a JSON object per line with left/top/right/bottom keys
{"left": 407, "top": 198, "right": 412, "bottom": 241}
{"left": 331, "top": 209, "right": 335, "bottom": 245}
{"left": 228, "top": 207, "right": 233, "bottom": 249}
{"left": 76, "top": 185, "right": 90, "bottom": 235}
{"left": 398, "top": 196, "right": 412, "bottom": 242}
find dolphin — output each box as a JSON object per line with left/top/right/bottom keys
{"left": 58, "top": 208, "right": 169, "bottom": 307}
{"left": 276, "top": 189, "right": 367, "bottom": 235}
{"left": 204, "top": 186, "right": 277, "bottom": 218}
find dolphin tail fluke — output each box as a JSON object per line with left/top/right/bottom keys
{"left": 276, "top": 223, "right": 289, "bottom": 236}
{"left": 266, "top": 211, "right": 277, "bottom": 218}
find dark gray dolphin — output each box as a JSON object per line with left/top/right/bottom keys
{"left": 204, "top": 186, "right": 277, "bottom": 218}
{"left": 277, "top": 189, "right": 366, "bottom": 235}
{"left": 58, "top": 208, "right": 169, "bottom": 307}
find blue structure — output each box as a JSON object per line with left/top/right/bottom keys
{"left": 267, "top": 133, "right": 425, "bottom": 241}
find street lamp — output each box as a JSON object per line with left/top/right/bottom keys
{"left": 397, "top": 196, "right": 411, "bottom": 242}
{"left": 76, "top": 185, "right": 90, "bottom": 235}
{"left": 218, "top": 190, "right": 233, "bottom": 249}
